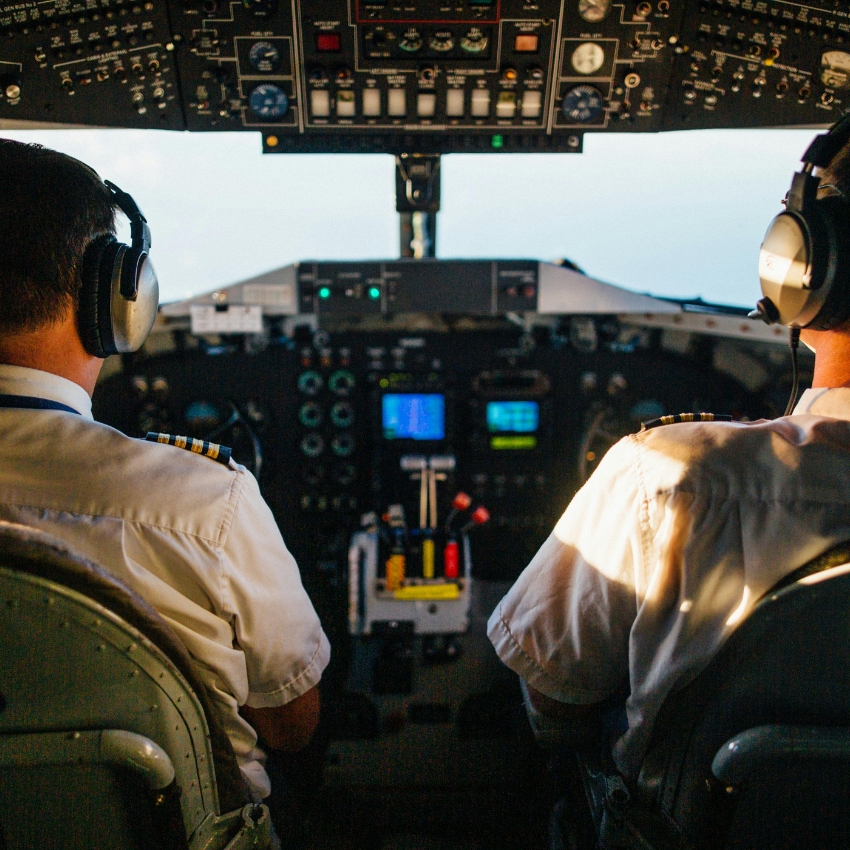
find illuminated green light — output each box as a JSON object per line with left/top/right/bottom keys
{"left": 318, "top": 286, "right": 331, "bottom": 299}
{"left": 491, "top": 435, "right": 537, "bottom": 450}
{"left": 491, "top": 134, "right": 504, "bottom": 149}
{"left": 368, "top": 286, "right": 381, "bottom": 300}
{"left": 379, "top": 378, "right": 389, "bottom": 388}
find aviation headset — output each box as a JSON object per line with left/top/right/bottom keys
{"left": 753, "top": 112, "right": 850, "bottom": 330}
{"left": 77, "top": 179, "right": 159, "bottom": 358}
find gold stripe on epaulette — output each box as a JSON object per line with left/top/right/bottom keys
{"left": 144, "top": 432, "right": 234, "bottom": 466}
{"left": 641, "top": 413, "right": 734, "bottom": 432}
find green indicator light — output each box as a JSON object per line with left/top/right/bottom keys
{"left": 318, "top": 286, "right": 331, "bottom": 299}
{"left": 491, "top": 436, "right": 537, "bottom": 450}
{"left": 368, "top": 286, "right": 381, "bottom": 300}
{"left": 492, "top": 134, "right": 504, "bottom": 149}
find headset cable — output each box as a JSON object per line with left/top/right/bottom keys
{"left": 784, "top": 327, "right": 801, "bottom": 417}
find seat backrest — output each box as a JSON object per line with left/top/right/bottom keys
{"left": 637, "top": 563, "right": 850, "bottom": 849}
{"left": 0, "top": 521, "right": 250, "bottom": 850}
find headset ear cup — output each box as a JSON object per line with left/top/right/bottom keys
{"left": 807, "top": 198, "right": 850, "bottom": 330}
{"left": 78, "top": 234, "right": 114, "bottom": 358}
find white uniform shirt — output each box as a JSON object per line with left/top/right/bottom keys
{"left": 0, "top": 364, "right": 331, "bottom": 798}
{"left": 488, "top": 388, "right": 850, "bottom": 778}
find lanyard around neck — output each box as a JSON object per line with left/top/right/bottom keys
{"left": 0, "top": 394, "right": 81, "bottom": 415}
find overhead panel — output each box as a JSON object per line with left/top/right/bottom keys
{"left": 0, "top": 2, "right": 847, "bottom": 149}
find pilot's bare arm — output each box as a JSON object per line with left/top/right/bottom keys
{"left": 521, "top": 680, "right": 602, "bottom": 748}
{"left": 525, "top": 683, "right": 598, "bottom": 721}
{"left": 241, "top": 684, "right": 320, "bottom": 751}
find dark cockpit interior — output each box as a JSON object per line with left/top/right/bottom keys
{"left": 3, "top": 1, "right": 850, "bottom": 848}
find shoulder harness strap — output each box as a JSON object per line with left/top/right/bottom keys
{"left": 145, "top": 432, "right": 233, "bottom": 466}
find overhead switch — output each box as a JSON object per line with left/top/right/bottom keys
{"left": 446, "top": 89, "right": 465, "bottom": 116}
{"left": 417, "top": 92, "right": 436, "bottom": 117}
{"left": 521, "top": 90, "right": 542, "bottom": 117}
{"left": 310, "top": 89, "right": 330, "bottom": 116}
{"left": 337, "top": 90, "right": 355, "bottom": 116}
{"left": 470, "top": 89, "right": 490, "bottom": 116}
{"left": 362, "top": 88, "right": 381, "bottom": 116}
{"left": 388, "top": 88, "right": 407, "bottom": 116}
{"left": 496, "top": 91, "right": 517, "bottom": 118}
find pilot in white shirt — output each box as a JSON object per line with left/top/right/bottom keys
{"left": 0, "top": 365, "right": 330, "bottom": 797}
{"left": 489, "top": 388, "right": 850, "bottom": 778}
{"left": 0, "top": 363, "right": 331, "bottom": 799}
{"left": 0, "top": 138, "right": 329, "bottom": 804}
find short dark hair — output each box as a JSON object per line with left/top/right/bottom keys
{"left": 0, "top": 139, "right": 116, "bottom": 334}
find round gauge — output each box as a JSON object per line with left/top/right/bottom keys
{"left": 331, "top": 433, "right": 355, "bottom": 457}
{"left": 241, "top": 0, "right": 276, "bottom": 16}
{"left": 248, "top": 41, "right": 281, "bottom": 72}
{"left": 461, "top": 32, "right": 488, "bottom": 54}
{"left": 298, "top": 370, "right": 323, "bottom": 395}
{"left": 299, "top": 401, "right": 323, "bottom": 428}
{"left": 571, "top": 42, "right": 605, "bottom": 75}
{"left": 399, "top": 29, "right": 423, "bottom": 52}
{"left": 578, "top": 0, "right": 612, "bottom": 22}
{"left": 822, "top": 50, "right": 850, "bottom": 89}
{"left": 429, "top": 31, "right": 455, "bottom": 52}
{"left": 562, "top": 85, "right": 605, "bottom": 122}
{"left": 330, "top": 401, "right": 354, "bottom": 428}
{"left": 300, "top": 433, "right": 325, "bottom": 458}
{"left": 329, "top": 369, "right": 355, "bottom": 396}
{"left": 248, "top": 83, "right": 288, "bottom": 120}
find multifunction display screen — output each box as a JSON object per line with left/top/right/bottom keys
{"left": 383, "top": 394, "right": 445, "bottom": 440}
{"left": 487, "top": 401, "right": 539, "bottom": 450}
{"left": 486, "top": 401, "right": 539, "bottom": 432}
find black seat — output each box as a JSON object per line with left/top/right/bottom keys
{"left": 566, "top": 544, "right": 850, "bottom": 850}
{"left": 0, "top": 521, "right": 271, "bottom": 849}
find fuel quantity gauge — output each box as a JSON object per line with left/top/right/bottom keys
{"left": 249, "top": 41, "right": 281, "bottom": 73}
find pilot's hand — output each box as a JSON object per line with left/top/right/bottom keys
{"left": 241, "top": 685, "right": 320, "bottom": 751}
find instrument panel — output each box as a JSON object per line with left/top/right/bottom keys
{"left": 1, "top": 1, "right": 848, "bottom": 151}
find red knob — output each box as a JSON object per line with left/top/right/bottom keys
{"left": 471, "top": 506, "right": 490, "bottom": 526}
{"left": 452, "top": 492, "right": 472, "bottom": 511}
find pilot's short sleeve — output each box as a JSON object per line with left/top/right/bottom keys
{"left": 487, "top": 436, "right": 643, "bottom": 705}
{"left": 220, "top": 469, "right": 330, "bottom": 709}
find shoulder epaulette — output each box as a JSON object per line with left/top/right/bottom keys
{"left": 640, "top": 413, "right": 733, "bottom": 432}
{"left": 145, "top": 432, "right": 233, "bottom": 466}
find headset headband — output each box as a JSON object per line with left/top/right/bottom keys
{"left": 104, "top": 179, "right": 151, "bottom": 255}
{"left": 801, "top": 113, "right": 850, "bottom": 170}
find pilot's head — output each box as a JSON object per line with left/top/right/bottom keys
{"left": 0, "top": 139, "right": 117, "bottom": 340}
{"left": 0, "top": 139, "right": 158, "bottom": 369}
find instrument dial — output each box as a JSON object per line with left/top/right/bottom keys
{"left": 571, "top": 42, "right": 605, "bottom": 75}
{"left": 562, "top": 85, "right": 604, "bottom": 122}
{"left": 429, "top": 31, "right": 455, "bottom": 53}
{"left": 399, "top": 29, "right": 423, "bottom": 52}
{"left": 249, "top": 41, "right": 281, "bottom": 73}
{"left": 248, "top": 83, "right": 288, "bottom": 120}
{"left": 822, "top": 51, "right": 850, "bottom": 89}
{"left": 578, "top": 0, "right": 612, "bottom": 22}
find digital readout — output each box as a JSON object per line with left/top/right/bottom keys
{"left": 486, "top": 401, "right": 539, "bottom": 433}
{"left": 490, "top": 436, "right": 538, "bottom": 450}
{"left": 383, "top": 394, "right": 445, "bottom": 440}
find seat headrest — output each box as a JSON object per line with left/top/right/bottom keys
{"left": 0, "top": 520, "right": 250, "bottom": 812}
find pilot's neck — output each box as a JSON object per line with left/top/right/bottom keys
{"left": 0, "top": 311, "right": 103, "bottom": 398}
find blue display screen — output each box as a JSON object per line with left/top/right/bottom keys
{"left": 383, "top": 394, "right": 445, "bottom": 440}
{"left": 486, "top": 401, "right": 539, "bottom": 433}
